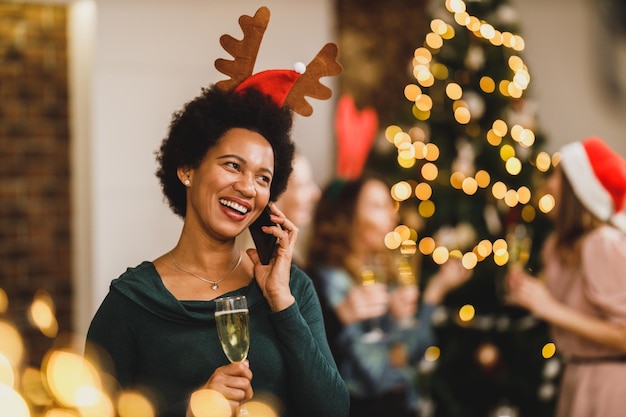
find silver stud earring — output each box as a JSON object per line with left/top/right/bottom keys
{"left": 184, "top": 179, "right": 190, "bottom": 186}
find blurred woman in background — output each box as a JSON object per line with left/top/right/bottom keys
{"left": 306, "top": 174, "right": 470, "bottom": 417}
{"left": 507, "top": 137, "right": 626, "bottom": 417}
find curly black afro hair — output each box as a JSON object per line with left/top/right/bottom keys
{"left": 155, "top": 86, "right": 295, "bottom": 218}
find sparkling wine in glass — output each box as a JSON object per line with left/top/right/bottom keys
{"left": 215, "top": 295, "right": 250, "bottom": 363}
{"left": 215, "top": 295, "right": 250, "bottom": 416}
{"left": 500, "top": 224, "right": 532, "bottom": 303}
{"left": 360, "top": 256, "right": 387, "bottom": 343}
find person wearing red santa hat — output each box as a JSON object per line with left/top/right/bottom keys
{"left": 507, "top": 136, "right": 626, "bottom": 417}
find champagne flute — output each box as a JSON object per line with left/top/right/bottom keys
{"left": 507, "top": 224, "right": 532, "bottom": 269}
{"left": 501, "top": 224, "right": 532, "bottom": 303}
{"left": 396, "top": 255, "right": 418, "bottom": 329}
{"left": 215, "top": 295, "right": 250, "bottom": 415}
{"left": 360, "top": 256, "right": 387, "bottom": 343}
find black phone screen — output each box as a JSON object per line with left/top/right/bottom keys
{"left": 249, "top": 206, "right": 277, "bottom": 265}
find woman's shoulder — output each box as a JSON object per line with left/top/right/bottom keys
{"left": 582, "top": 225, "right": 626, "bottom": 261}
{"left": 109, "top": 261, "right": 167, "bottom": 300}
{"left": 113, "top": 261, "right": 159, "bottom": 285}
{"left": 584, "top": 224, "right": 626, "bottom": 245}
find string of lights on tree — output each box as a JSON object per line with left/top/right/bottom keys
{"left": 378, "top": 1, "right": 562, "bottom": 416}
{"left": 384, "top": 0, "right": 557, "bottom": 327}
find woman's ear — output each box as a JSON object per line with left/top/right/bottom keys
{"left": 177, "top": 167, "right": 192, "bottom": 186}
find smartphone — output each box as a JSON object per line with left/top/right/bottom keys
{"left": 249, "top": 205, "right": 278, "bottom": 265}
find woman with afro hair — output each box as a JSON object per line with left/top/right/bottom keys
{"left": 86, "top": 85, "right": 349, "bottom": 417}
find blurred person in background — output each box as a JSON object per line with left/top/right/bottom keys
{"left": 507, "top": 136, "right": 626, "bottom": 417}
{"left": 305, "top": 173, "right": 471, "bottom": 417}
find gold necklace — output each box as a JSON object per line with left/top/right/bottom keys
{"left": 168, "top": 250, "right": 242, "bottom": 290}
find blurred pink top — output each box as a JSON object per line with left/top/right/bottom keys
{"left": 543, "top": 225, "right": 626, "bottom": 417}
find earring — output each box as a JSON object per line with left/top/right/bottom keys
{"left": 184, "top": 179, "right": 190, "bottom": 186}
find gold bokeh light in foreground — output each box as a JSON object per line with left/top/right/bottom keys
{"left": 385, "top": 125, "right": 403, "bottom": 143}
{"left": 415, "top": 182, "right": 433, "bottom": 200}
{"left": 391, "top": 181, "right": 413, "bottom": 202}
{"left": 0, "top": 385, "right": 30, "bottom": 417}
{"left": 432, "top": 247, "right": 450, "bottom": 264}
{"left": 118, "top": 391, "right": 155, "bottom": 417}
{"left": 43, "top": 349, "right": 102, "bottom": 408}
{"left": 0, "top": 288, "right": 8, "bottom": 313}
{"left": 462, "top": 252, "right": 478, "bottom": 269}
{"left": 419, "top": 237, "right": 436, "bottom": 255}
{"left": 189, "top": 389, "right": 230, "bottom": 417}
{"left": 29, "top": 290, "right": 58, "bottom": 338}
{"left": 0, "top": 320, "right": 24, "bottom": 366}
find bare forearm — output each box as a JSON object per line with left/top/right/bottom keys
{"left": 543, "top": 302, "right": 626, "bottom": 353}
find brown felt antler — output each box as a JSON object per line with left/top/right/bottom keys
{"left": 285, "top": 43, "right": 343, "bottom": 117}
{"left": 214, "top": 6, "right": 342, "bottom": 116}
{"left": 214, "top": 6, "right": 270, "bottom": 92}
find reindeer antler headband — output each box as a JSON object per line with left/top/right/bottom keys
{"left": 214, "top": 6, "right": 343, "bottom": 116}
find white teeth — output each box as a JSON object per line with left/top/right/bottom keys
{"left": 219, "top": 199, "right": 248, "bottom": 214}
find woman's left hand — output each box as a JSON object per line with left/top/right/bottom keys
{"left": 506, "top": 269, "right": 558, "bottom": 319}
{"left": 388, "top": 284, "right": 418, "bottom": 321}
{"left": 246, "top": 203, "right": 296, "bottom": 311}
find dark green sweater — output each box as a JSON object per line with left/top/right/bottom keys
{"left": 86, "top": 262, "right": 349, "bottom": 417}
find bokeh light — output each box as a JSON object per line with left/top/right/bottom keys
{"left": 458, "top": 304, "right": 475, "bottom": 322}
{"left": 542, "top": 343, "right": 557, "bottom": 359}
{"left": 189, "top": 389, "right": 230, "bottom": 417}
{"left": 43, "top": 349, "right": 102, "bottom": 408}
{"left": 538, "top": 194, "right": 556, "bottom": 213}
{"left": 424, "top": 346, "right": 441, "bottom": 362}
{"left": 0, "top": 288, "right": 8, "bottom": 313}
{"left": 0, "top": 321, "right": 25, "bottom": 366}
{"left": 0, "top": 385, "right": 30, "bottom": 417}
{"left": 117, "top": 391, "right": 155, "bottom": 417}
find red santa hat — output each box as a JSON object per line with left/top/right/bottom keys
{"left": 559, "top": 136, "right": 626, "bottom": 230}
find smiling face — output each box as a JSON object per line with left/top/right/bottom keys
{"left": 352, "top": 178, "right": 398, "bottom": 254}
{"left": 276, "top": 153, "right": 320, "bottom": 228}
{"left": 179, "top": 128, "right": 275, "bottom": 241}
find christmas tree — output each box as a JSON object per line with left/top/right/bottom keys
{"left": 373, "top": 1, "right": 561, "bottom": 416}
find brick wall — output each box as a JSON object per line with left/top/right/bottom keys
{"left": 0, "top": 2, "right": 71, "bottom": 366}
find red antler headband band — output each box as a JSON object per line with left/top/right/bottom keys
{"left": 214, "top": 6, "right": 343, "bottom": 117}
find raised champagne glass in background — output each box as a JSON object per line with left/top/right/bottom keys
{"left": 507, "top": 224, "right": 532, "bottom": 269}
{"left": 360, "top": 256, "right": 387, "bottom": 343}
{"left": 501, "top": 224, "right": 532, "bottom": 303}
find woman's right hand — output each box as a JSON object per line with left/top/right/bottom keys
{"left": 336, "top": 283, "right": 389, "bottom": 325}
{"left": 423, "top": 259, "right": 472, "bottom": 305}
{"left": 188, "top": 361, "right": 253, "bottom": 416}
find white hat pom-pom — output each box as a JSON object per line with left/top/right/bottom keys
{"left": 294, "top": 61, "right": 306, "bottom": 74}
